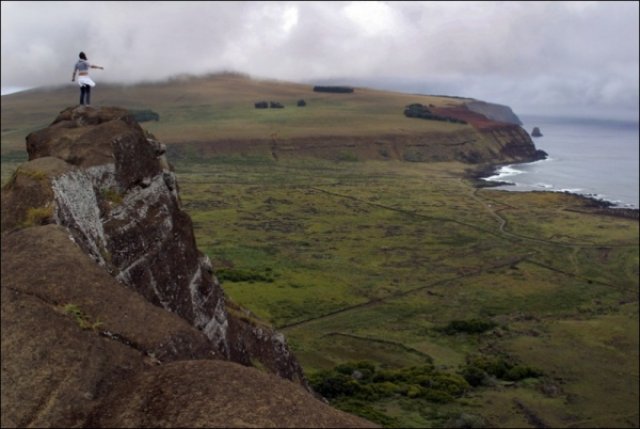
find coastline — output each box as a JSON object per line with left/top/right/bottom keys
{"left": 466, "top": 162, "right": 640, "bottom": 220}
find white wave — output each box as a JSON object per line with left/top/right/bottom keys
{"left": 484, "top": 165, "right": 524, "bottom": 181}
{"left": 534, "top": 182, "right": 554, "bottom": 189}
{"left": 558, "top": 188, "right": 583, "bottom": 193}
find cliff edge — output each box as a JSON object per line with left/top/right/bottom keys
{"left": 0, "top": 106, "right": 376, "bottom": 428}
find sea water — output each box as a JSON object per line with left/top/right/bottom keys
{"left": 484, "top": 115, "right": 639, "bottom": 208}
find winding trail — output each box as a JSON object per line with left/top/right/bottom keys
{"left": 279, "top": 254, "right": 531, "bottom": 331}
{"left": 278, "top": 179, "right": 635, "bottom": 331}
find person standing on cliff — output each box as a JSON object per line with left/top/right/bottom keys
{"left": 71, "top": 51, "right": 104, "bottom": 106}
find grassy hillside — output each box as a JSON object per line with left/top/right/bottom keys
{"left": 174, "top": 156, "right": 638, "bottom": 428}
{"left": 1, "top": 72, "right": 470, "bottom": 152}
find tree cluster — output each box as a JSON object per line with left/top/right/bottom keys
{"left": 313, "top": 86, "right": 354, "bottom": 93}
{"left": 403, "top": 103, "right": 466, "bottom": 124}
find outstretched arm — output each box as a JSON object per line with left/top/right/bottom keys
{"left": 91, "top": 65, "right": 104, "bottom": 70}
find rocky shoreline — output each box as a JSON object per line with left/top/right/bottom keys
{"left": 466, "top": 163, "right": 639, "bottom": 220}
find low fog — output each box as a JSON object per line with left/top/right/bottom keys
{"left": 2, "top": 1, "right": 638, "bottom": 120}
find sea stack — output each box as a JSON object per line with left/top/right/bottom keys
{"left": 531, "top": 127, "right": 543, "bottom": 137}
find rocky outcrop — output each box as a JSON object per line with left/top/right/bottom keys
{"left": 481, "top": 125, "right": 547, "bottom": 162}
{"left": 1, "top": 224, "right": 374, "bottom": 428}
{"left": 531, "top": 127, "right": 543, "bottom": 137}
{"left": 15, "top": 106, "right": 231, "bottom": 356}
{"left": 0, "top": 107, "right": 352, "bottom": 426}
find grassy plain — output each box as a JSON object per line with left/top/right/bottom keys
{"left": 174, "top": 155, "right": 638, "bottom": 428}
{"left": 1, "top": 72, "right": 468, "bottom": 154}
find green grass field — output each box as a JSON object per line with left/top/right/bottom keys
{"left": 172, "top": 155, "right": 638, "bottom": 428}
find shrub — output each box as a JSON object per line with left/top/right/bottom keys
{"left": 215, "top": 268, "right": 274, "bottom": 283}
{"left": 503, "top": 365, "right": 543, "bottom": 381}
{"left": 309, "top": 371, "right": 362, "bottom": 399}
{"left": 460, "top": 365, "right": 487, "bottom": 387}
{"left": 422, "top": 389, "right": 455, "bottom": 403}
{"left": 403, "top": 103, "right": 467, "bottom": 124}
{"left": 20, "top": 206, "right": 53, "bottom": 228}
{"left": 441, "top": 319, "right": 497, "bottom": 335}
{"left": 461, "top": 354, "right": 542, "bottom": 384}
{"left": 63, "top": 303, "right": 102, "bottom": 331}
{"left": 310, "top": 361, "right": 462, "bottom": 405}
{"left": 430, "top": 373, "right": 470, "bottom": 396}
{"left": 313, "top": 86, "right": 354, "bottom": 93}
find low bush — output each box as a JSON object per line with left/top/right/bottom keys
{"left": 20, "top": 206, "right": 53, "bottom": 228}
{"left": 63, "top": 303, "right": 102, "bottom": 331}
{"left": 441, "top": 319, "right": 497, "bottom": 335}
{"left": 313, "top": 86, "right": 354, "bottom": 93}
{"left": 309, "top": 361, "right": 469, "bottom": 404}
{"left": 403, "top": 103, "right": 467, "bottom": 124}
{"left": 460, "top": 354, "right": 542, "bottom": 386}
{"left": 215, "top": 268, "right": 275, "bottom": 283}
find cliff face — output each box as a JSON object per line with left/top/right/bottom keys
{"left": 0, "top": 106, "right": 356, "bottom": 427}
{"left": 168, "top": 100, "right": 544, "bottom": 165}
{"left": 172, "top": 123, "right": 545, "bottom": 165}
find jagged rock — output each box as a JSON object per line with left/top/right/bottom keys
{"left": 297, "top": 99, "right": 307, "bottom": 107}
{"left": 1, "top": 106, "right": 309, "bottom": 387}
{"left": 270, "top": 101, "right": 284, "bottom": 108}
{"left": 254, "top": 101, "right": 268, "bottom": 109}
{"left": 531, "top": 127, "right": 543, "bottom": 137}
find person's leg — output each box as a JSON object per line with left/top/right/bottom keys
{"left": 85, "top": 85, "right": 91, "bottom": 105}
{"left": 80, "top": 85, "right": 86, "bottom": 105}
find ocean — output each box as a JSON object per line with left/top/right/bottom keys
{"left": 484, "top": 114, "right": 639, "bottom": 208}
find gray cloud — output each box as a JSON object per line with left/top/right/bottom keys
{"left": 2, "top": 1, "right": 638, "bottom": 119}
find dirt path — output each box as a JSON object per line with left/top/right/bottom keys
{"left": 279, "top": 254, "right": 530, "bottom": 330}
{"left": 279, "top": 181, "right": 631, "bottom": 331}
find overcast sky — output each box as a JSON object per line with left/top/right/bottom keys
{"left": 2, "top": 1, "right": 638, "bottom": 120}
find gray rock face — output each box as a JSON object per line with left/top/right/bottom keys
{"left": 25, "top": 106, "right": 230, "bottom": 356}
{"left": 8, "top": 105, "right": 306, "bottom": 383}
